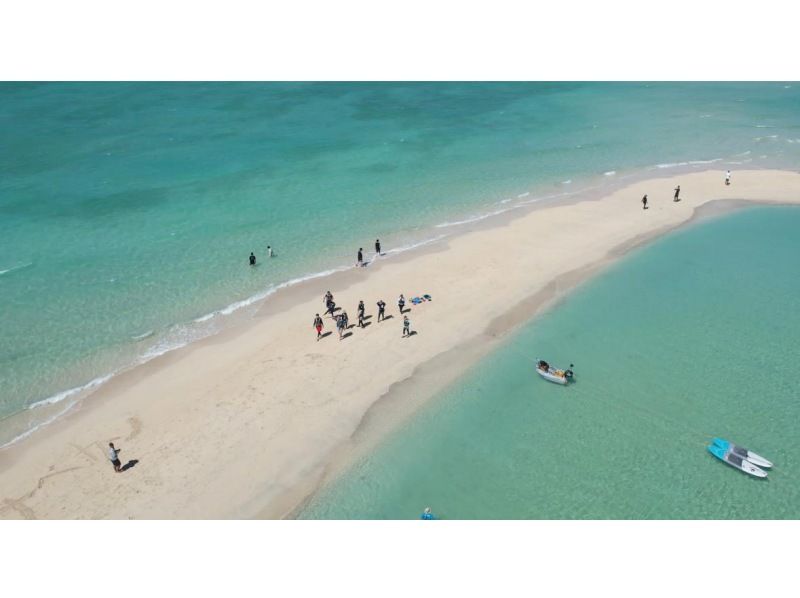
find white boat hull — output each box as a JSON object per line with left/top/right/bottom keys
{"left": 536, "top": 368, "right": 568, "bottom": 385}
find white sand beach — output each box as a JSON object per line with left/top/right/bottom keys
{"left": 2, "top": 169, "right": 799, "bottom": 519}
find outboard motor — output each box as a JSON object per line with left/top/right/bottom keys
{"left": 565, "top": 364, "right": 575, "bottom": 380}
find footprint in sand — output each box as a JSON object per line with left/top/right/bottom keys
{"left": 126, "top": 416, "right": 142, "bottom": 441}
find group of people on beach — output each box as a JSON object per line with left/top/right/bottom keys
{"left": 641, "top": 170, "right": 731, "bottom": 210}
{"left": 315, "top": 289, "right": 413, "bottom": 341}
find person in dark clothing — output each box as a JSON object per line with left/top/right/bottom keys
{"left": 375, "top": 239, "right": 381, "bottom": 256}
{"left": 249, "top": 252, "right": 256, "bottom": 266}
{"left": 673, "top": 185, "right": 681, "bottom": 202}
{"left": 357, "top": 300, "right": 366, "bottom": 327}
{"left": 642, "top": 194, "right": 648, "bottom": 210}
{"left": 336, "top": 314, "right": 345, "bottom": 340}
{"left": 397, "top": 294, "right": 406, "bottom": 314}
{"left": 357, "top": 248, "right": 364, "bottom": 267}
{"left": 377, "top": 300, "right": 386, "bottom": 322}
{"left": 324, "top": 298, "right": 336, "bottom": 317}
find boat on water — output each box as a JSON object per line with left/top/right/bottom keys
{"left": 535, "top": 360, "right": 574, "bottom": 385}
{"left": 707, "top": 444, "right": 768, "bottom": 478}
{"left": 712, "top": 437, "right": 773, "bottom": 469}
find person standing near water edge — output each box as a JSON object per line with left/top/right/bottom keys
{"left": 673, "top": 185, "right": 681, "bottom": 201}
{"left": 642, "top": 194, "right": 648, "bottom": 210}
{"left": 357, "top": 248, "right": 363, "bottom": 267}
{"left": 249, "top": 252, "right": 256, "bottom": 266}
{"left": 375, "top": 239, "right": 381, "bottom": 257}
{"left": 108, "top": 442, "right": 122, "bottom": 473}
{"left": 377, "top": 299, "right": 386, "bottom": 322}
{"left": 725, "top": 170, "right": 731, "bottom": 186}
{"left": 313, "top": 314, "right": 324, "bottom": 340}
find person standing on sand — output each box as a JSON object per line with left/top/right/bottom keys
{"left": 673, "top": 185, "right": 681, "bottom": 202}
{"left": 398, "top": 294, "right": 406, "bottom": 314}
{"left": 725, "top": 170, "right": 731, "bottom": 186}
{"left": 342, "top": 310, "right": 349, "bottom": 330}
{"left": 642, "top": 194, "right": 648, "bottom": 210}
{"left": 313, "top": 313, "right": 324, "bottom": 340}
{"left": 377, "top": 299, "right": 386, "bottom": 322}
{"left": 249, "top": 252, "right": 256, "bottom": 266}
{"left": 402, "top": 315, "right": 411, "bottom": 337}
{"left": 357, "top": 248, "right": 364, "bottom": 267}
{"left": 357, "top": 300, "right": 366, "bottom": 327}
{"left": 108, "top": 442, "right": 122, "bottom": 473}
{"left": 375, "top": 239, "right": 381, "bottom": 257}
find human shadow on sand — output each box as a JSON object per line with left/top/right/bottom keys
{"left": 120, "top": 459, "right": 139, "bottom": 472}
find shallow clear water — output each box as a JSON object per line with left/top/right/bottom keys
{"left": 300, "top": 206, "right": 800, "bottom": 519}
{"left": 2, "top": 82, "right": 799, "bottom": 444}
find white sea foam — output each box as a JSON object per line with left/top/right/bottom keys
{"left": 435, "top": 210, "right": 509, "bottom": 228}
{"left": 131, "top": 330, "right": 155, "bottom": 341}
{"left": 0, "top": 401, "right": 77, "bottom": 450}
{"left": 517, "top": 192, "right": 530, "bottom": 198}
{"left": 28, "top": 373, "right": 115, "bottom": 410}
{"left": 603, "top": 171, "right": 616, "bottom": 176}
{"left": 561, "top": 180, "right": 572, "bottom": 185}
{"left": 653, "top": 157, "right": 723, "bottom": 170}
{"left": 0, "top": 262, "right": 33, "bottom": 277}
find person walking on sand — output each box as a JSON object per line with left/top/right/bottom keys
{"left": 375, "top": 239, "right": 381, "bottom": 257}
{"left": 357, "top": 247, "right": 364, "bottom": 267}
{"left": 342, "top": 310, "right": 349, "bottom": 330}
{"left": 249, "top": 252, "right": 256, "bottom": 266}
{"left": 324, "top": 297, "right": 336, "bottom": 317}
{"left": 673, "top": 185, "right": 681, "bottom": 202}
{"left": 108, "top": 442, "right": 122, "bottom": 473}
{"left": 642, "top": 194, "right": 648, "bottom": 210}
{"left": 398, "top": 294, "right": 406, "bottom": 314}
{"left": 357, "top": 300, "right": 366, "bottom": 327}
{"left": 725, "top": 170, "right": 731, "bottom": 186}
{"left": 324, "top": 291, "right": 333, "bottom": 306}
{"left": 313, "top": 313, "right": 324, "bottom": 340}
{"left": 336, "top": 314, "right": 345, "bottom": 340}
{"left": 402, "top": 315, "right": 411, "bottom": 338}
{"left": 377, "top": 299, "right": 386, "bottom": 322}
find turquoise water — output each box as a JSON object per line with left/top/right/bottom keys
{"left": 300, "top": 206, "right": 800, "bottom": 519}
{"left": 2, "top": 82, "right": 800, "bottom": 445}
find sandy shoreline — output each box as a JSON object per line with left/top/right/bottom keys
{"left": 2, "top": 169, "right": 799, "bottom": 519}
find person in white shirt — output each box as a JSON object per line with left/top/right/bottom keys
{"left": 108, "top": 442, "right": 122, "bottom": 473}
{"left": 725, "top": 170, "right": 731, "bottom": 186}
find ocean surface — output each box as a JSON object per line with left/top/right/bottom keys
{"left": 299, "top": 206, "right": 800, "bottom": 519}
{"left": 1, "top": 82, "right": 800, "bottom": 447}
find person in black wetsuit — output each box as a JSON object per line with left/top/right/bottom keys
{"left": 357, "top": 248, "right": 364, "bottom": 267}
{"left": 377, "top": 300, "right": 386, "bottom": 322}
{"left": 357, "top": 300, "right": 366, "bottom": 327}
{"left": 642, "top": 194, "right": 648, "bottom": 210}
{"left": 249, "top": 252, "right": 256, "bottom": 266}
{"left": 375, "top": 239, "right": 381, "bottom": 256}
